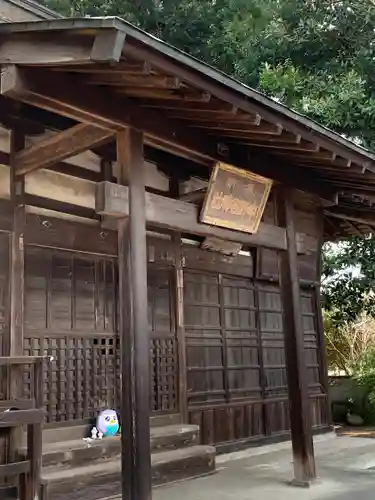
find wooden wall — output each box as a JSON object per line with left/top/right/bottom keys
{"left": 20, "top": 240, "right": 179, "bottom": 424}
{"left": 0, "top": 192, "right": 329, "bottom": 445}
{"left": 183, "top": 237, "right": 328, "bottom": 445}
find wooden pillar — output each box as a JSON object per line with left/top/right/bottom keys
{"left": 117, "top": 129, "right": 152, "bottom": 500}
{"left": 275, "top": 186, "right": 316, "bottom": 485}
{"left": 8, "top": 128, "right": 25, "bottom": 392}
{"left": 169, "top": 176, "right": 188, "bottom": 423}
{"left": 315, "top": 208, "right": 332, "bottom": 426}
{"left": 4, "top": 128, "right": 26, "bottom": 464}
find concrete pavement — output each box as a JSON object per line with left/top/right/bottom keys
{"left": 150, "top": 433, "right": 375, "bottom": 500}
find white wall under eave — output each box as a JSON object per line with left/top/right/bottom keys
{"left": 0, "top": 124, "right": 170, "bottom": 213}
{"left": 0, "top": 163, "right": 97, "bottom": 208}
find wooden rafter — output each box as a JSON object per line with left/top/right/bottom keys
{"left": 239, "top": 139, "right": 320, "bottom": 153}
{"left": 51, "top": 60, "right": 152, "bottom": 75}
{"left": 223, "top": 132, "right": 301, "bottom": 143}
{"left": 123, "top": 41, "right": 375, "bottom": 170}
{"left": 116, "top": 87, "right": 212, "bottom": 102}
{"left": 139, "top": 98, "right": 239, "bottom": 113}
{"left": 86, "top": 74, "right": 181, "bottom": 88}
{"left": 167, "top": 111, "right": 250, "bottom": 121}
{"left": 14, "top": 123, "right": 113, "bottom": 175}
{"left": 318, "top": 175, "right": 375, "bottom": 187}
{"left": 297, "top": 158, "right": 352, "bottom": 169}
{"left": 273, "top": 150, "right": 336, "bottom": 162}
{"left": 1, "top": 65, "right": 337, "bottom": 203}
{"left": 345, "top": 219, "right": 364, "bottom": 237}
{"left": 192, "top": 121, "right": 281, "bottom": 134}
{"left": 206, "top": 122, "right": 283, "bottom": 139}
{"left": 325, "top": 208, "right": 375, "bottom": 228}
{"left": 298, "top": 162, "right": 367, "bottom": 175}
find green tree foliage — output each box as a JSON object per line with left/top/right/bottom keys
{"left": 43, "top": 0, "right": 375, "bottom": 146}
{"left": 41, "top": 0, "right": 375, "bottom": 322}
{"left": 322, "top": 239, "right": 375, "bottom": 323}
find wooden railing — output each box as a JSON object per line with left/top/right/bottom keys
{"left": 0, "top": 356, "right": 47, "bottom": 500}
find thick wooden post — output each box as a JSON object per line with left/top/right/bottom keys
{"left": 117, "top": 129, "right": 152, "bottom": 500}
{"left": 6, "top": 128, "right": 26, "bottom": 464}
{"left": 175, "top": 249, "right": 188, "bottom": 422}
{"left": 9, "top": 128, "right": 25, "bottom": 393}
{"left": 169, "top": 176, "right": 188, "bottom": 422}
{"left": 275, "top": 186, "right": 316, "bottom": 485}
{"left": 315, "top": 208, "right": 332, "bottom": 427}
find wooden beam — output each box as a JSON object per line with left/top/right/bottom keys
{"left": 1, "top": 66, "right": 337, "bottom": 203}
{"left": 90, "top": 29, "right": 126, "bottom": 64}
{"left": 25, "top": 213, "right": 117, "bottom": 255}
{"left": 96, "top": 181, "right": 318, "bottom": 253}
{"left": 0, "top": 29, "right": 125, "bottom": 66}
{"left": 0, "top": 33, "right": 94, "bottom": 65}
{"left": 97, "top": 180, "right": 286, "bottom": 250}
{"left": 25, "top": 194, "right": 98, "bottom": 220}
{"left": 275, "top": 186, "right": 316, "bottom": 485}
{"left": 117, "top": 129, "right": 151, "bottom": 500}
{"left": 14, "top": 123, "right": 113, "bottom": 175}
{"left": 0, "top": 148, "right": 113, "bottom": 183}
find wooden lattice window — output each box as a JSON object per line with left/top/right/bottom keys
{"left": 148, "top": 266, "right": 177, "bottom": 414}
{"left": 24, "top": 247, "right": 119, "bottom": 423}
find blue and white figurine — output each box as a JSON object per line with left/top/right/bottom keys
{"left": 96, "top": 409, "right": 119, "bottom": 437}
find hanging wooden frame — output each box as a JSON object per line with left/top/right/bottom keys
{"left": 200, "top": 162, "right": 272, "bottom": 234}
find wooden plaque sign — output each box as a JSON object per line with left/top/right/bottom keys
{"left": 201, "top": 163, "right": 272, "bottom": 234}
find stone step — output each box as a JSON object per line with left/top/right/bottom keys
{"left": 21, "top": 424, "right": 200, "bottom": 468}
{"left": 40, "top": 414, "right": 182, "bottom": 444}
{"left": 40, "top": 445, "right": 216, "bottom": 500}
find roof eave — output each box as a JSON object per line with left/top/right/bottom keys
{"left": 1, "top": 16, "right": 374, "bottom": 170}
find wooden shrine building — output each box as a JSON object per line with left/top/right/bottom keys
{"left": 1, "top": 14, "right": 375, "bottom": 500}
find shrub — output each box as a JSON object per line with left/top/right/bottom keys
{"left": 352, "top": 348, "right": 375, "bottom": 423}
